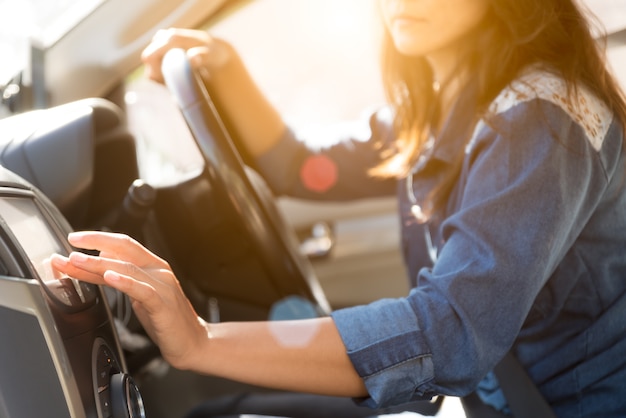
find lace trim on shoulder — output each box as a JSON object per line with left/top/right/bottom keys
{"left": 487, "top": 70, "right": 613, "bottom": 151}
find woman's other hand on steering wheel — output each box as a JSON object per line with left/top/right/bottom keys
{"left": 141, "top": 28, "right": 235, "bottom": 85}
{"left": 142, "top": 27, "right": 285, "bottom": 160}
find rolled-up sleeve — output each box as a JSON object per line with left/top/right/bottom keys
{"left": 255, "top": 109, "right": 397, "bottom": 200}
{"left": 331, "top": 298, "right": 435, "bottom": 408}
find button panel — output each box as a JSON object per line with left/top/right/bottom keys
{"left": 92, "top": 339, "right": 121, "bottom": 418}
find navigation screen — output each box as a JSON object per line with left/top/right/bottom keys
{"left": 0, "top": 196, "right": 96, "bottom": 309}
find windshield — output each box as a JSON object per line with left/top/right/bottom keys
{"left": 0, "top": 0, "right": 105, "bottom": 85}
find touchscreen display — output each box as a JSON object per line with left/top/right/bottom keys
{"left": 0, "top": 196, "right": 96, "bottom": 309}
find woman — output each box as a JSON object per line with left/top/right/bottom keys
{"left": 52, "top": 0, "right": 626, "bottom": 416}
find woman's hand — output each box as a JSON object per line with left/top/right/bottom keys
{"left": 50, "top": 231, "right": 208, "bottom": 370}
{"left": 140, "top": 27, "right": 284, "bottom": 157}
{"left": 141, "top": 27, "right": 235, "bottom": 84}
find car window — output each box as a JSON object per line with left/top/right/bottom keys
{"left": 207, "top": 0, "right": 385, "bottom": 137}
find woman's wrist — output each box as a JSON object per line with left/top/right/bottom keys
{"left": 166, "top": 316, "right": 213, "bottom": 372}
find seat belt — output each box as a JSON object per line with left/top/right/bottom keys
{"left": 493, "top": 351, "right": 557, "bottom": 418}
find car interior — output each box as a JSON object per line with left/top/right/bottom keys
{"left": 0, "top": 0, "right": 625, "bottom": 417}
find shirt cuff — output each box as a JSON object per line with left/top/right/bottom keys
{"left": 331, "top": 298, "right": 435, "bottom": 408}
{"left": 255, "top": 128, "right": 307, "bottom": 196}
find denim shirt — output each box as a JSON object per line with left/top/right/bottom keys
{"left": 256, "top": 70, "right": 626, "bottom": 417}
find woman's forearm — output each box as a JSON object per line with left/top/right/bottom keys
{"left": 142, "top": 29, "right": 285, "bottom": 158}
{"left": 198, "top": 49, "right": 286, "bottom": 158}
{"left": 188, "top": 316, "right": 368, "bottom": 398}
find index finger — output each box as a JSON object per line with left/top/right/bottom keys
{"left": 67, "top": 231, "right": 169, "bottom": 270}
{"left": 49, "top": 253, "right": 107, "bottom": 286}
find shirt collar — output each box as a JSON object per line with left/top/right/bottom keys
{"left": 428, "top": 81, "right": 478, "bottom": 165}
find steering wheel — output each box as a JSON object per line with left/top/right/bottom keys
{"left": 161, "top": 48, "right": 330, "bottom": 317}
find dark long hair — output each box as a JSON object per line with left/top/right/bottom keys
{"left": 374, "top": 0, "right": 626, "bottom": 216}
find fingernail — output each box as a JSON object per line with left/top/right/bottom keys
{"left": 104, "top": 271, "right": 120, "bottom": 282}
{"left": 49, "top": 254, "right": 67, "bottom": 265}
{"left": 71, "top": 252, "right": 88, "bottom": 263}
{"left": 68, "top": 231, "right": 85, "bottom": 242}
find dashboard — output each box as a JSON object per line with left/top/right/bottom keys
{"left": 0, "top": 171, "right": 144, "bottom": 418}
